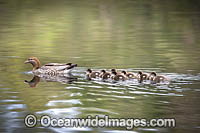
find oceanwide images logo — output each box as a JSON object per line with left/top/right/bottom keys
{"left": 24, "top": 114, "right": 176, "bottom": 129}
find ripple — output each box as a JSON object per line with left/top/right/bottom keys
{"left": 87, "top": 85, "right": 103, "bottom": 88}
{"left": 0, "top": 111, "right": 24, "bottom": 118}
{"left": 65, "top": 86, "right": 84, "bottom": 90}
{"left": 23, "top": 71, "right": 33, "bottom": 75}
{"left": 46, "top": 99, "right": 82, "bottom": 106}
{"left": 50, "top": 127, "right": 92, "bottom": 133}
{"left": 0, "top": 99, "right": 22, "bottom": 103}
{"left": 104, "top": 130, "right": 138, "bottom": 133}
{"left": 0, "top": 104, "right": 27, "bottom": 110}
{"left": 129, "top": 91, "right": 183, "bottom": 96}
{"left": 87, "top": 92, "right": 135, "bottom": 100}
{"left": 0, "top": 88, "right": 13, "bottom": 90}
{"left": 70, "top": 92, "right": 83, "bottom": 97}
{"left": 36, "top": 107, "right": 81, "bottom": 117}
{"left": 81, "top": 107, "right": 118, "bottom": 115}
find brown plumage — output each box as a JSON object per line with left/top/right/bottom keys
{"left": 24, "top": 57, "right": 77, "bottom": 75}
{"left": 137, "top": 71, "right": 148, "bottom": 80}
{"left": 111, "top": 71, "right": 127, "bottom": 81}
{"left": 86, "top": 69, "right": 100, "bottom": 79}
{"left": 111, "top": 69, "right": 121, "bottom": 75}
{"left": 99, "top": 70, "right": 111, "bottom": 80}
{"left": 148, "top": 72, "right": 167, "bottom": 83}
{"left": 121, "top": 70, "right": 135, "bottom": 79}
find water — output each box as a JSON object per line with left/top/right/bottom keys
{"left": 0, "top": 0, "right": 200, "bottom": 132}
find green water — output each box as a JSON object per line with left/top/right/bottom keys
{"left": 0, "top": 0, "right": 200, "bottom": 132}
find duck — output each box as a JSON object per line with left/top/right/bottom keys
{"left": 136, "top": 71, "right": 148, "bottom": 81}
{"left": 111, "top": 69, "right": 121, "bottom": 75}
{"left": 121, "top": 70, "right": 135, "bottom": 79}
{"left": 86, "top": 69, "right": 100, "bottom": 79}
{"left": 99, "top": 70, "right": 111, "bottom": 80}
{"left": 111, "top": 71, "right": 127, "bottom": 81}
{"left": 148, "top": 72, "right": 167, "bottom": 82}
{"left": 24, "top": 57, "right": 77, "bottom": 75}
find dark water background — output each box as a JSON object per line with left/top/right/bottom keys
{"left": 0, "top": 0, "right": 200, "bottom": 132}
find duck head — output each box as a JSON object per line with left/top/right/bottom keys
{"left": 24, "top": 57, "right": 40, "bottom": 70}
{"left": 112, "top": 71, "right": 117, "bottom": 75}
{"left": 100, "top": 69, "right": 106, "bottom": 74}
{"left": 137, "top": 71, "right": 143, "bottom": 75}
{"left": 121, "top": 70, "right": 126, "bottom": 75}
{"left": 111, "top": 69, "right": 116, "bottom": 72}
{"left": 150, "top": 72, "right": 157, "bottom": 76}
{"left": 148, "top": 72, "right": 157, "bottom": 80}
{"left": 86, "top": 69, "right": 92, "bottom": 74}
{"left": 136, "top": 71, "right": 143, "bottom": 78}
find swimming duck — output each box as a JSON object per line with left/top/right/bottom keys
{"left": 86, "top": 69, "right": 100, "bottom": 79}
{"left": 136, "top": 71, "right": 148, "bottom": 80}
{"left": 99, "top": 70, "right": 111, "bottom": 80}
{"left": 121, "top": 70, "right": 135, "bottom": 79}
{"left": 111, "top": 69, "right": 121, "bottom": 75}
{"left": 24, "top": 57, "right": 77, "bottom": 75}
{"left": 148, "top": 72, "right": 167, "bottom": 82}
{"left": 111, "top": 71, "right": 127, "bottom": 81}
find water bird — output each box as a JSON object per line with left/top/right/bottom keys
{"left": 111, "top": 69, "right": 121, "bottom": 75}
{"left": 24, "top": 57, "right": 77, "bottom": 75}
{"left": 121, "top": 70, "right": 135, "bottom": 79}
{"left": 148, "top": 72, "right": 167, "bottom": 83}
{"left": 136, "top": 71, "right": 148, "bottom": 80}
{"left": 99, "top": 70, "right": 111, "bottom": 80}
{"left": 111, "top": 71, "right": 127, "bottom": 81}
{"left": 86, "top": 69, "right": 100, "bottom": 79}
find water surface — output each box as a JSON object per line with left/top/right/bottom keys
{"left": 0, "top": 0, "right": 200, "bottom": 132}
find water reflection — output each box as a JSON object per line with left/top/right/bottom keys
{"left": 0, "top": 0, "right": 200, "bottom": 132}
{"left": 24, "top": 74, "right": 77, "bottom": 87}
{"left": 24, "top": 75, "right": 40, "bottom": 87}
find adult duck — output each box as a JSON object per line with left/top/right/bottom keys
{"left": 24, "top": 57, "right": 77, "bottom": 75}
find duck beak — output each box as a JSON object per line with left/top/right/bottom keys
{"left": 24, "top": 60, "right": 30, "bottom": 64}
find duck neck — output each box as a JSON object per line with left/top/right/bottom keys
{"left": 31, "top": 62, "right": 40, "bottom": 71}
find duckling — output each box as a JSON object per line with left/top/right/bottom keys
{"left": 111, "top": 71, "right": 127, "bottom": 81}
{"left": 99, "top": 70, "right": 111, "bottom": 80}
{"left": 121, "top": 70, "right": 135, "bottom": 79}
{"left": 24, "top": 57, "right": 77, "bottom": 75}
{"left": 111, "top": 69, "right": 121, "bottom": 75}
{"left": 86, "top": 69, "right": 100, "bottom": 79}
{"left": 136, "top": 71, "right": 148, "bottom": 81}
{"left": 148, "top": 72, "right": 167, "bottom": 82}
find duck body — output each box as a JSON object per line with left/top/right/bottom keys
{"left": 111, "top": 71, "right": 126, "bottom": 81}
{"left": 25, "top": 57, "right": 77, "bottom": 76}
{"left": 121, "top": 70, "right": 135, "bottom": 79}
{"left": 111, "top": 69, "right": 121, "bottom": 75}
{"left": 148, "top": 72, "right": 167, "bottom": 83}
{"left": 100, "top": 70, "right": 111, "bottom": 80}
{"left": 136, "top": 71, "right": 148, "bottom": 83}
{"left": 32, "top": 64, "right": 76, "bottom": 75}
{"left": 86, "top": 69, "right": 100, "bottom": 79}
{"left": 137, "top": 71, "right": 148, "bottom": 80}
